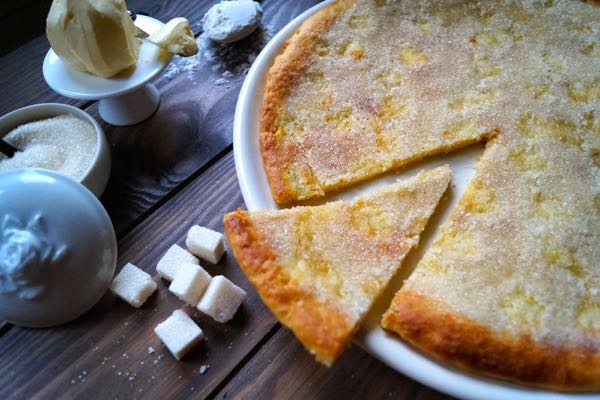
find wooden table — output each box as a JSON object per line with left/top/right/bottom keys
{"left": 0, "top": 1, "right": 454, "bottom": 398}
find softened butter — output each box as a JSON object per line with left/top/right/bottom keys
{"left": 46, "top": 0, "right": 140, "bottom": 78}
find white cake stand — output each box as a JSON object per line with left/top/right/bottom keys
{"left": 43, "top": 15, "right": 173, "bottom": 126}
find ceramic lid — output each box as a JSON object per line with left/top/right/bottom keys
{"left": 0, "top": 169, "right": 117, "bottom": 327}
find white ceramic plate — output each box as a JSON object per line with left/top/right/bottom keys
{"left": 233, "top": 2, "right": 597, "bottom": 399}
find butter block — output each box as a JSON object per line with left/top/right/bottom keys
{"left": 148, "top": 17, "right": 198, "bottom": 56}
{"left": 157, "top": 244, "right": 199, "bottom": 281}
{"left": 169, "top": 263, "right": 212, "bottom": 305}
{"left": 154, "top": 310, "right": 204, "bottom": 360}
{"left": 186, "top": 225, "right": 225, "bottom": 264}
{"left": 197, "top": 276, "right": 246, "bottom": 323}
{"left": 46, "top": 0, "right": 140, "bottom": 78}
{"left": 109, "top": 263, "right": 157, "bottom": 308}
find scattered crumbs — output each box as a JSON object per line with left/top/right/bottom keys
{"left": 153, "top": 354, "right": 164, "bottom": 366}
{"left": 163, "top": 25, "right": 274, "bottom": 86}
{"left": 199, "top": 365, "right": 209, "bottom": 374}
{"left": 212, "top": 77, "right": 230, "bottom": 88}
{"left": 147, "top": 346, "right": 155, "bottom": 354}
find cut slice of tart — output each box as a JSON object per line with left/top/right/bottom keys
{"left": 224, "top": 166, "right": 451, "bottom": 365}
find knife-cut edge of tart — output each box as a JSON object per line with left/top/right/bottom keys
{"left": 260, "top": 0, "right": 506, "bottom": 204}
{"left": 382, "top": 123, "right": 600, "bottom": 390}
{"left": 224, "top": 166, "right": 451, "bottom": 365}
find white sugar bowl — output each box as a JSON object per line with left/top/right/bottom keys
{"left": 0, "top": 169, "right": 117, "bottom": 327}
{"left": 0, "top": 103, "right": 111, "bottom": 197}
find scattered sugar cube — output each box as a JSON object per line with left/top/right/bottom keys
{"left": 157, "top": 244, "right": 199, "bottom": 281}
{"left": 154, "top": 310, "right": 204, "bottom": 360}
{"left": 196, "top": 276, "right": 246, "bottom": 323}
{"left": 169, "top": 263, "right": 212, "bottom": 305}
{"left": 186, "top": 225, "right": 225, "bottom": 264}
{"left": 109, "top": 263, "right": 157, "bottom": 308}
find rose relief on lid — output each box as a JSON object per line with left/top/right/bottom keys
{"left": 0, "top": 213, "right": 68, "bottom": 300}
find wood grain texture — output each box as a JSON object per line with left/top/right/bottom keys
{"left": 0, "top": 0, "right": 52, "bottom": 57}
{"left": 214, "top": 327, "right": 454, "bottom": 400}
{"left": 0, "top": 152, "right": 277, "bottom": 399}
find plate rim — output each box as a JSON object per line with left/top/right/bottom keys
{"left": 232, "top": 2, "right": 598, "bottom": 399}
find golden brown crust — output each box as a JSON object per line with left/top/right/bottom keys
{"left": 224, "top": 167, "right": 452, "bottom": 365}
{"left": 260, "top": 0, "right": 355, "bottom": 204}
{"left": 382, "top": 290, "right": 600, "bottom": 391}
{"left": 224, "top": 210, "right": 353, "bottom": 365}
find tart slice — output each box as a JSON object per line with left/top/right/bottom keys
{"left": 224, "top": 166, "right": 451, "bottom": 365}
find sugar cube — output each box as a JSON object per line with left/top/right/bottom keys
{"left": 186, "top": 225, "right": 225, "bottom": 264}
{"left": 156, "top": 244, "right": 199, "bottom": 281}
{"left": 197, "top": 276, "right": 246, "bottom": 323}
{"left": 154, "top": 310, "right": 204, "bottom": 360}
{"left": 169, "top": 263, "right": 212, "bottom": 305}
{"left": 109, "top": 263, "right": 157, "bottom": 308}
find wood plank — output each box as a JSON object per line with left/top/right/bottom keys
{"left": 0, "top": 0, "right": 52, "bottom": 57}
{"left": 213, "top": 327, "right": 454, "bottom": 400}
{"left": 0, "top": 151, "right": 279, "bottom": 399}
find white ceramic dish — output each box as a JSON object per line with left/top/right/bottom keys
{"left": 0, "top": 103, "right": 110, "bottom": 197}
{"left": 43, "top": 15, "right": 172, "bottom": 126}
{"left": 0, "top": 168, "right": 117, "bottom": 327}
{"left": 233, "top": 2, "right": 598, "bottom": 399}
